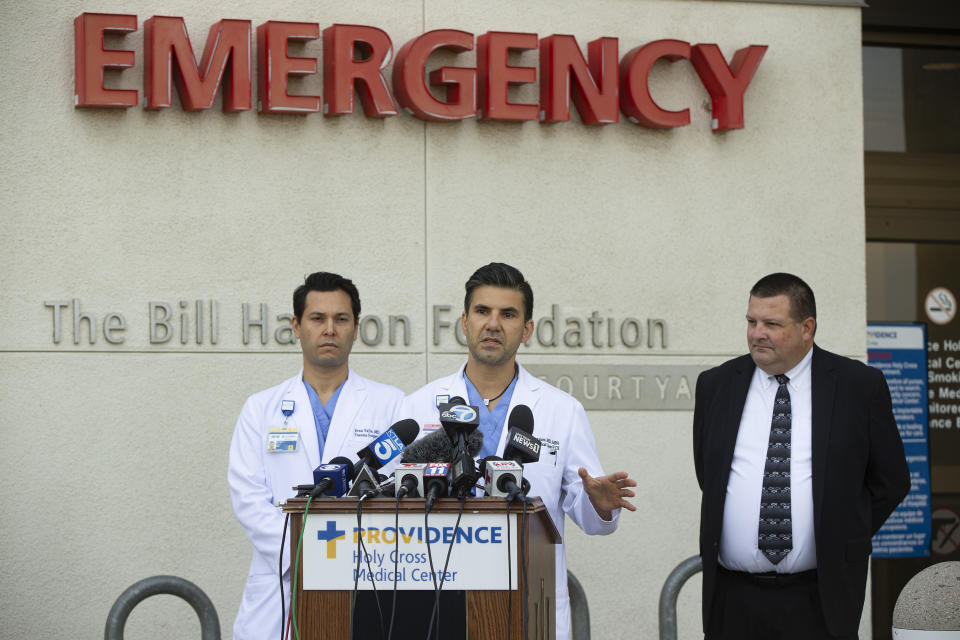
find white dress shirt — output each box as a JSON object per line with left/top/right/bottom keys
{"left": 719, "top": 347, "right": 816, "bottom": 573}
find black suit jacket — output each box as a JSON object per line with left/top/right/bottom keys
{"left": 693, "top": 345, "right": 910, "bottom": 637}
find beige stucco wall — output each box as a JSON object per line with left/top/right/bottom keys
{"left": 0, "top": 0, "right": 867, "bottom": 638}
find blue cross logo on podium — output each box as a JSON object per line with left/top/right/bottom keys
{"left": 317, "top": 520, "right": 346, "bottom": 559}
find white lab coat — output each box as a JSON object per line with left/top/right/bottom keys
{"left": 393, "top": 362, "right": 620, "bottom": 640}
{"left": 228, "top": 368, "right": 403, "bottom": 640}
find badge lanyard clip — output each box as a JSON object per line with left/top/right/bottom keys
{"left": 280, "top": 399, "right": 295, "bottom": 426}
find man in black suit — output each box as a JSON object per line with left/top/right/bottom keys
{"left": 693, "top": 273, "right": 910, "bottom": 639}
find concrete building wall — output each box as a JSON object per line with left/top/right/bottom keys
{"left": 0, "top": 0, "right": 868, "bottom": 637}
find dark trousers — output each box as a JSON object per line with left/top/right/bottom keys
{"left": 705, "top": 567, "right": 858, "bottom": 640}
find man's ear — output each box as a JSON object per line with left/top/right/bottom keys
{"left": 802, "top": 317, "right": 816, "bottom": 343}
{"left": 522, "top": 319, "right": 534, "bottom": 344}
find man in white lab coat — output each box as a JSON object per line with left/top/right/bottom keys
{"left": 395, "top": 262, "right": 637, "bottom": 640}
{"left": 228, "top": 272, "right": 403, "bottom": 640}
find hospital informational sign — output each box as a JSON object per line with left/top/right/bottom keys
{"left": 302, "top": 513, "right": 519, "bottom": 590}
{"left": 868, "top": 323, "right": 931, "bottom": 558}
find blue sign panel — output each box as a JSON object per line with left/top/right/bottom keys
{"left": 868, "top": 323, "right": 931, "bottom": 557}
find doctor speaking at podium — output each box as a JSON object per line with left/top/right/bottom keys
{"left": 228, "top": 272, "right": 404, "bottom": 640}
{"left": 395, "top": 262, "right": 637, "bottom": 640}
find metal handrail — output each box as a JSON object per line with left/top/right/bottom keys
{"left": 104, "top": 575, "right": 220, "bottom": 640}
{"left": 103, "top": 572, "right": 583, "bottom": 639}
{"left": 659, "top": 555, "right": 703, "bottom": 640}
{"left": 568, "top": 570, "right": 591, "bottom": 640}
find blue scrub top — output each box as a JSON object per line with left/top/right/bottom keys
{"left": 463, "top": 372, "right": 518, "bottom": 459}
{"left": 303, "top": 378, "right": 345, "bottom": 457}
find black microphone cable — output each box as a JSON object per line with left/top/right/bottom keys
{"left": 423, "top": 507, "right": 439, "bottom": 640}
{"left": 283, "top": 482, "right": 323, "bottom": 640}
{"left": 386, "top": 492, "right": 402, "bottom": 640}
{"left": 505, "top": 499, "right": 513, "bottom": 640}
{"left": 426, "top": 494, "right": 467, "bottom": 640}
{"left": 350, "top": 497, "right": 386, "bottom": 640}
{"left": 521, "top": 499, "right": 530, "bottom": 640}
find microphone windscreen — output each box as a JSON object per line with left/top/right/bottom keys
{"left": 507, "top": 404, "right": 534, "bottom": 434}
{"left": 328, "top": 456, "right": 356, "bottom": 482}
{"left": 466, "top": 429, "right": 484, "bottom": 457}
{"left": 389, "top": 418, "right": 421, "bottom": 445}
{"left": 447, "top": 396, "right": 466, "bottom": 406}
{"left": 400, "top": 429, "right": 454, "bottom": 463}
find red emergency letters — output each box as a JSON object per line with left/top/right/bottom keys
{"left": 73, "top": 13, "right": 768, "bottom": 131}
{"left": 257, "top": 21, "right": 321, "bottom": 114}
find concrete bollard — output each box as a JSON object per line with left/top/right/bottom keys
{"left": 892, "top": 561, "right": 960, "bottom": 639}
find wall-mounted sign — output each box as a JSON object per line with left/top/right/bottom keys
{"left": 40, "top": 298, "right": 668, "bottom": 351}
{"left": 74, "top": 13, "right": 767, "bottom": 131}
{"left": 925, "top": 287, "right": 956, "bottom": 325}
{"left": 868, "top": 323, "right": 931, "bottom": 558}
{"left": 525, "top": 364, "right": 704, "bottom": 410}
{"left": 931, "top": 507, "right": 960, "bottom": 556}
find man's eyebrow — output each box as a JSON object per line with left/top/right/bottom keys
{"left": 475, "top": 303, "right": 520, "bottom": 314}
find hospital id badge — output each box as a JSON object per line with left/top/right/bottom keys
{"left": 267, "top": 427, "right": 298, "bottom": 452}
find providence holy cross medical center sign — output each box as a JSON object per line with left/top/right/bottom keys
{"left": 74, "top": 13, "right": 768, "bottom": 131}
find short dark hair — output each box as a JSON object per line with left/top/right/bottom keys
{"left": 464, "top": 263, "right": 534, "bottom": 322}
{"left": 293, "top": 272, "right": 361, "bottom": 322}
{"left": 750, "top": 272, "right": 816, "bottom": 322}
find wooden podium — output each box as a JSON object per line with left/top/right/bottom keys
{"left": 283, "top": 496, "right": 560, "bottom": 640}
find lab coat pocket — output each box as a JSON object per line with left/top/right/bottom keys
{"left": 238, "top": 572, "right": 278, "bottom": 621}
{"left": 540, "top": 438, "right": 561, "bottom": 467}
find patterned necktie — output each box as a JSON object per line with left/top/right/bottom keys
{"left": 758, "top": 374, "right": 792, "bottom": 565}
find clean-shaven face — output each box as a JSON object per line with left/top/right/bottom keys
{"left": 746, "top": 294, "right": 815, "bottom": 375}
{"left": 293, "top": 289, "right": 358, "bottom": 370}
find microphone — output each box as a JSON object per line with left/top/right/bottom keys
{"left": 347, "top": 464, "right": 379, "bottom": 499}
{"left": 481, "top": 456, "right": 526, "bottom": 500}
{"left": 394, "top": 462, "right": 427, "bottom": 498}
{"left": 423, "top": 462, "right": 451, "bottom": 513}
{"left": 346, "top": 419, "right": 420, "bottom": 499}
{"left": 310, "top": 456, "right": 354, "bottom": 498}
{"left": 439, "top": 398, "right": 481, "bottom": 497}
{"left": 291, "top": 456, "right": 356, "bottom": 497}
{"left": 293, "top": 484, "right": 316, "bottom": 497}
{"left": 503, "top": 405, "right": 540, "bottom": 465}
{"left": 375, "top": 473, "right": 398, "bottom": 497}
{"left": 501, "top": 405, "right": 540, "bottom": 502}
{"left": 355, "top": 418, "right": 421, "bottom": 473}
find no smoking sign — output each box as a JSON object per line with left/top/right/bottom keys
{"left": 931, "top": 508, "right": 960, "bottom": 556}
{"left": 925, "top": 287, "right": 957, "bottom": 325}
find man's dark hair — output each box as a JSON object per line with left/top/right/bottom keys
{"left": 750, "top": 272, "right": 816, "bottom": 322}
{"left": 464, "top": 263, "right": 534, "bottom": 322}
{"left": 293, "top": 272, "right": 361, "bottom": 323}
